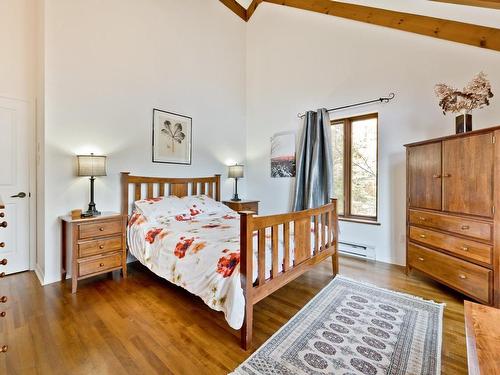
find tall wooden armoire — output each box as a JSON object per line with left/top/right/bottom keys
{"left": 406, "top": 126, "right": 500, "bottom": 307}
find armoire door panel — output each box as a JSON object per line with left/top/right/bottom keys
{"left": 443, "top": 133, "right": 494, "bottom": 217}
{"left": 408, "top": 142, "right": 442, "bottom": 210}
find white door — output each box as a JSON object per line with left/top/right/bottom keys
{"left": 0, "top": 97, "right": 30, "bottom": 274}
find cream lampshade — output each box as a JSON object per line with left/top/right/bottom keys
{"left": 77, "top": 153, "right": 107, "bottom": 217}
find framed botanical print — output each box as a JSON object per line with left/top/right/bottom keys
{"left": 152, "top": 108, "right": 192, "bottom": 165}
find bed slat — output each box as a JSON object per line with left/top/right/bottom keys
{"left": 159, "top": 183, "right": 165, "bottom": 197}
{"left": 271, "top": 225, "right": 279, "bottom": 278}
{"left": 314, "top": 215, "right": 319, "bottom": 255}
{"left": 258, "top": 230, "right": 266, "bottom": 285}
{"left": 200, "top": 183, "right": 206, "bottom": 195}
{"left": 192, "top": 182, "right": 198, "bottom": 195}
{"left": 294, "top": 218, "right": 311, "bottom": 265}
{"left": 135, "top": 184, "right": 141, "bottom": 201}
{"left": 208, "top": 183, "right": 214, "bottom": 198}
{"left": 321, "top": 214, "right": 326, "bottom": 251}
{"left": 171, "top": 183, "right": 188, "bottom": 197}
{"left": 147, "top": 184, "right": 153, "bottom": 199}
{"left": 283, "top": 223, "right": 290, "bottom": 272}
{"left": 328, "top": 211, "right": 333, "bottom": 246}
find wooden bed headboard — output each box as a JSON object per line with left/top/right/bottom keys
{"left": 121, "top": 172, "right": 221, "bottom": 216}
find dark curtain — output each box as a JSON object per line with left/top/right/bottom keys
{"left": 292, "top": 108, "right": 334, "bottom": 211}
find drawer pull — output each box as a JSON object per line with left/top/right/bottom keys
{"left": 0, "top": 296, "right": 6, "bottom": 303}
{"left": 0, "top": 273, "right": 5, "bottom": 278}
{"left": 99, "top": 245, "right": 105, "bottom": 249}
{"left": 0, "top": 345, "right": 7, "bottom": 353}
{"left": 418, "top": 257, "right": 424, "bottom": 261}
{"left": 0, "top": 259, "right": 7, "bottom": 266}
{"left": 418, "top": 217, "right": 426, "bottom": 221}
{"left": 461, "top": 225, "right": 470, "bottom": 230}
{"left": 0, "top": 242, "right": 4, "bottom": 248}
{"left": 432, "top": 174, "right": 441, "bottom": 178}
{"left": 443, "top": 173, "right": 451, "bottom": 178}
{"left": 419, "top": 234, "right": 426, "bottom": 238}
{"left": 99, "top": 227, "right": 105, "bottom": 231}
{"left": 461, "top": 246, "right": 469, "bottom": 251}
{"left": 99, "top": 263, "right": 105, "bottom": 267}
{"left": 0, "top": 222, "right": 6, "bottom": 228}
{"left": 0, "top": 213, "right": 4, "bottom": 218}
{"left": 0, "top": 312, "right": 5, "bottom": 317}
{"left": 458, "top": 274, "right": 467, "bottom": 280}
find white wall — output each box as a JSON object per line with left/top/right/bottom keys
{"left": 245, "top": 3, "right": 500, "bottom": 265}
{"left": 41, "top": 0, "right": 247, "bottom": 284}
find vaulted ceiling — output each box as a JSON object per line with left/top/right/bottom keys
{"left": 220, "top": 0, "right": 500, "bottom": 52}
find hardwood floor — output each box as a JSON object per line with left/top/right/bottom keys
{"left": 0, "top": 256, "right": 468, "bottom": 374}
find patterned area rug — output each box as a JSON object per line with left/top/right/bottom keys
{"left": 232, "top": 276, "right": 444, "bottom": 375}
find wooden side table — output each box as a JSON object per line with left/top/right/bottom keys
{"left": 464, "top": 301, "right": 500, "bottom": 375}
{"left": 223, "top": 200, "right": 259, "bottom": 214}
{"left": 60, "top": 212, "right": 127, "bottom": 293}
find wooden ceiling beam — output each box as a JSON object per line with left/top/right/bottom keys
{"left": 430, "top": 0, "right": 500, "bottom": 10}
{"left": 218, "top": 0, "right": 500, "bottom": 52}
{"left": 261, "top": 0, "right": 500, "bottom": 52}
{"left": 219, "top": 0, "right": 247, "bottom": 21}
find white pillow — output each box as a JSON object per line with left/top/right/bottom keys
{"left": 134, "top": 196, "right": 189, "bottom": 219}
{"left": 181, "top": 195, "right": 234, "bottom": 215}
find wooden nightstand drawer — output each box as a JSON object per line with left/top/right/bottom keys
{"left": 78, "top": 219, "right": 122, "bottom": 240}
{"left": 223, "top": 200, "right": 259, "bottom": 214}
{"left": 78, "top": 235, "right": 122, "bottom": 258}
{"left": 78, "top": 253, "right": 122, "bottom": 277}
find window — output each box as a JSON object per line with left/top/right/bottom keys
{"left": 331, "top": 114, "right": 378, "bottom": 222}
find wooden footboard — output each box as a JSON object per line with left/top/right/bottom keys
{"left": 239, "top": 199, "right": 339, "bottom": 350}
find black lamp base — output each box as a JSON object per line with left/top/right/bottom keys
{"left": 231, "top": 195, "right": 241, "bottom": 202}
{"left": 81, "top": 177, "right": 101, "bottom": 218}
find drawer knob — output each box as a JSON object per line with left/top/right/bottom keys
{"left": 418, "top": 217, "right": 426, "bottom": 221}
{"left": 99, "top": 227, "right": 104, "bottom": 231}
{"left": 458, "top": 274, "right": 467, "bottom": 279}
{"left": 462, "top": 246, "right": 469, "bottom": 251}
{"left": 0, "top": 296, "right": 7, "bottom": 303}
{"left": 0, "top": 312, "right": 5, "bottom": 318}
{"left": 0, "top": 213, "right": 4, "bottom": 218}
{"left": 432, "top": 174, "right": 441, "bottom": 178}
{"left": 419, "top": 234, "right": 426, "bottom": 238}
{"left": 0, "top": 222, "right": 7, "bottom": 228}
{"left": 0, "top": 259, "right": 7, "bottom": 266}
{"left": 99, "top": 263, "right": 105, "bottom": 267}
{"left": 461, "top": 225, "right": 470, "bottom": 230}
{"left": 99, "top": 245, "right": 105, "bottom": 249}
{"left": 0, "top": 345, "right": 7, "bottom": 353}
{"left": 0, "top": 273, "right": 5, "bottom": 278}
{"left": 443, "top": 173, "right": 451, "bottom": 178}
{"left": 418, "top": 257, "right": 424, "bottom": 261}
{"left": 0, "top": 242, "right": 4, "bottom": 248}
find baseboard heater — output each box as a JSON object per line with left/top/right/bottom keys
{"left": 338, "top": 241, "right": 376, "bottom": 260}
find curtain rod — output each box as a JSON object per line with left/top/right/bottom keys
{"left": 297, "top": 92, "right": 396, "bottom": 118}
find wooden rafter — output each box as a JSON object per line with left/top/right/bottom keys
{"left": 219, "top": 0, "right": 500, "bottom": 52}
{"left": 430, "top": 0, "right": 500, "bottom": 10}
{"left": 219, "top": 0, "right": 247, "bottom": 21}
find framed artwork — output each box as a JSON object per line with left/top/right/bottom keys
{"left": 271, "top": 131, "right": 296, "bottom": 178}
{"left": 152, "top": 108, "right": 192, "bottom": 165}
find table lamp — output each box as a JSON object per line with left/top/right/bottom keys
{"left": 77, "top": 153, "right": 107, "bottom": 217}
{"left": 228, "top": 164, "right": 244, "bottom": 201}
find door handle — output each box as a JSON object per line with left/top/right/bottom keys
{"left": 10, "top": 192, "right": 26, "bottom": 198}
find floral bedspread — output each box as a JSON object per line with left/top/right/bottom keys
{"left": 127, "top": 210, "right": 323, "bottom": 329}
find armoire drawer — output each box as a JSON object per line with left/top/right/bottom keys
{"left": 408, "top": 243, "right": 491, "bottom": 304}
{"left": 409, "top": 226, "right": 492, "bottom": 265}
{"left": 409, "top": 210, "right": 492, "bottom": 242}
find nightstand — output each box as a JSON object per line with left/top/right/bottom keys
{"left": 223, "top": 200, "right": 259, "bottom": 214}
{"left": 60, "top": 212, "right": 127, "bottom": 293}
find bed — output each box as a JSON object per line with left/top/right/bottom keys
{"left": 121, "top": 172, "right": 339, "bottom": 349}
